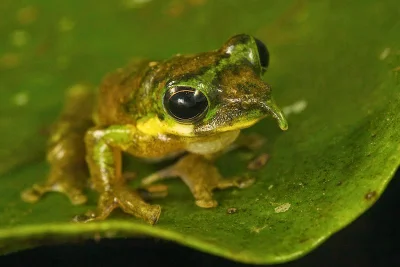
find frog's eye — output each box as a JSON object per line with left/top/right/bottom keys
{"left": 163, "top": 87, "right": 208, "bottom": 123}
{"left": 254, "top": 38, "right": 269, "bottom": 72}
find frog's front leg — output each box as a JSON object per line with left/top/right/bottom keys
{"left": 81, "top": 125, "right": 161, "bottom": 224}
{"left": 141, "top": 154, "right": 254, "bottom": 208}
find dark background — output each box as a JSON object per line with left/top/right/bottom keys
{"left": 1, "top": 168, "right": 399, "bottom": 267}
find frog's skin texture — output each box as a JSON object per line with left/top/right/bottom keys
{"left": 21, "top": 34, "right": 288, "bottom": 224}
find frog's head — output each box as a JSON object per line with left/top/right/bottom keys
{"left": 139, "top": 34, "right": 288, "bottom": 137}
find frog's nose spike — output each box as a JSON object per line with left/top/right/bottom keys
{"left": 265, "top": 98, "right": 288, "bottom": 131}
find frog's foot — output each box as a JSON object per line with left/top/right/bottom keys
{"left": 21, "top": 168, "right": 87, "bottom": 205}
{"left": 141, "top": 154, "right": 255, "bottom": 208}
{"left": 74, "top": 185, "right": 161, "bottom": 225}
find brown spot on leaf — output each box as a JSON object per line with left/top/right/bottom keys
{"left": 256, "top": 0, "right": 307, "bottom": 45}
{"left": 364, "top": 190, "right": 377, "bottom": 200}
{"left": 93, "top": 232, "right": 101, "bottom": 242}
{"left": 17, "top": 6, "right": 38, "bottom": 25}
{"left": 0, "top": 53, "right": 20, "bottom": 69}
{"left": 226, "top": 207, "right": 238, "bottom": 214}
{"left": 38, "top": 125, "right": 51, "bottom": 136}
{"left": 166, "top": 2, "right": 185, "bottom": 17}
{"left": 250, "top": 225, "right": 268, "bottom": 234}
{"left": 35, "top": 42, "right": 51, "bottom": 56}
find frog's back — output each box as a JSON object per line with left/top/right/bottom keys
{"left": 94, "top": 59, "right": 151, "bottom": 126}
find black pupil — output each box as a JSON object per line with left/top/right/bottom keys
{"left": 254, "top": 38, "right": 269, "bottom": 71}
{"left": 164, "top": 87, "right": 208, "bottom": 122}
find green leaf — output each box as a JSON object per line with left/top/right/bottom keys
{"left": 0, "top": 0, "right": 399, "bottom": 264}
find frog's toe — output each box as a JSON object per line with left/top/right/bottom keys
{"left": 192, "top": 186, "right": 218, "bottom": 208}
{"left": 115, "top": 185, "right": 161, "bottom": 225}
{"left": 131, "top": 204, "right": 161, "bottom": 225}
{"left": 72, "top": 213, "right": 96, "bottom": 223}
{"left": 216, "top": 176, "right": 256, "bottom": 190}
{"left": 67, "top": 190, "right": 88, "bottom": 205}
{"left": 73, "top": 192, "right": 118, "bottom": 223}
{"left": 195, "top": 199, "right": 218, "bottom": 208}
{"left": 21, "top": 185, "right": 43, "bottom": 203}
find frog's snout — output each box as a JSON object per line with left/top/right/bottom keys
{"left": 264, "top": 98, "right": 288, "bottom": 131}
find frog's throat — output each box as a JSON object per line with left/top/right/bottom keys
{"left": 264, "top": 98, "right": 288, "bottom": 131}
{"left": 186, "top": 130, "right": 240, "bottom": 154}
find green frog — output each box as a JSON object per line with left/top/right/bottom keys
{"left": 21, "top": 34, "right": 288, "bottom": 225}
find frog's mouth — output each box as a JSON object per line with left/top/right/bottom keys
{"left": 194, "top": 97, "right": 288, "bottom": 135}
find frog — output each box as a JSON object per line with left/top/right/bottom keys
{"left": 21, "top": 34, "right": 288, "bottom": 225}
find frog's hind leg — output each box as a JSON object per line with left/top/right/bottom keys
{"left": 141, "top": 154, "right": 255, "bottom": 208}
{"left": 21, "top": 85, "right": 95, "bottom": 205}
